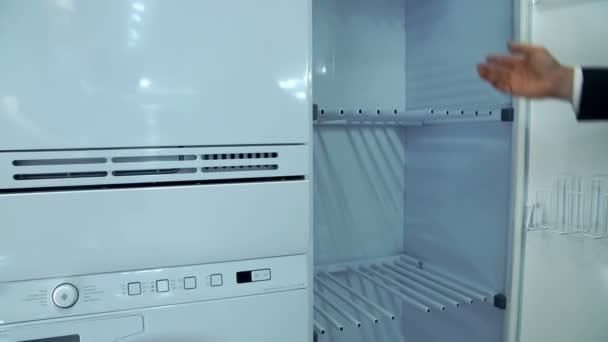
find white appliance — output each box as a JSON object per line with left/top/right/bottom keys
{"left": 0, "top": 1, "right": 313, "bottom": 342}
{"left": 1, "top": 1, "right": 603, "bottom": 342}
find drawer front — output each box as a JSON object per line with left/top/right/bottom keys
{"left": 0, "top": 180, "right": 310, "bottom": 282}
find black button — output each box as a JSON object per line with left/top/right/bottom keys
{"left": 236, "top": 271, "right": 252, "bottom": 284}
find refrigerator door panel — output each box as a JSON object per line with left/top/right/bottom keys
{"left": 521, "top": 1, "right": 608, "bottom": 342}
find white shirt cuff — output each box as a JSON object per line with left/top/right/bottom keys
{"left": 572, "top": 66, "right": 583, "bottom": 113}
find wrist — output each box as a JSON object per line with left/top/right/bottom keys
{"left": 553, "top": 65, "right": 574, "bottom": 101}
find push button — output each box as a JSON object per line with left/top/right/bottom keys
{"left": 156, "top": 279, "right": 170, "bottom": 293}
{"left": 184, "top": 277, "right": 197, "bottom": 290}
{"left": 128, "top": 282, "right": 141, "bottom": 296}
{"left": 252, "top": 269, "right": 271, "bottom": 282}
{"left": 210, "top": 274, "right": 223, "bottom": 287}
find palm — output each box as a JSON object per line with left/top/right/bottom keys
{"left": 509, "top": 61, "right": 554, "bottom": 97}
{"left": 477, "top": 43, "right": 571, "bottom": 101}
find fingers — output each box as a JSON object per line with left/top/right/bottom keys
{"left": 486, "top": 55, "right": 523, "bottom": 69}
{"left": 508, "top": 42, "right": 539, "bottom": 55}
{"left": 477, "top": 64, "right": 491, "bottom": 80}
{"left": 477, "top": 64, "right": 513, "bottom": 95}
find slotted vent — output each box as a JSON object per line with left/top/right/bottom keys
{"left": 202, "top": 152, "right": 278, "bottom": 160}
{"left": 202, "top": 165, "right": 278, "bottom": 173}
{"left": 112, "top": 168, "right": 197, "bottom": 177}
{"left": 111, "top": 155, "right": 196, "bottom": 163}
{"left": 14, "top": 172, "right": 108, "bottom": 181}
{"left": 13, "top": 157, "right": 107, "bottom": 166}
{"left": 6, "top": 149, "right": 286, "bottom": 187}
{"left": 12, "top": 157, "right": 109, "bottom": 181}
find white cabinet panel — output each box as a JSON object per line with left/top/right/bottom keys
{"left": 0, "top": 1, "right": 310, "bottom": 150}
{"left": 0, "top": 181, "right": 310, "bottom": 282}
{"left": 1, "top": 289, "right": 310, "bottom": 342}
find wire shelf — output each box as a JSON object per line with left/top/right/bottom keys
{"left": 313, "top": 255, "right": 499, "bottom": 340}
{"left": 313, "top": 106, "right": 514, "bottom": 126}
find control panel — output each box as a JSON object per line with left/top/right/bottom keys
{"left": 0, "top": 255, "right": 307, "bottom": 324}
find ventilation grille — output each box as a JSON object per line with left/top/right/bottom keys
{"left": 112, "top": 155, "right": 197, "bottom": 163}
{"left": 202, "top": 152, "right": 278, "bottom": 160}
{"left": 10, "top": 151, "right": 281, "bottom": 182}
{"left": 202, "top": 165, "right": 278, "bottom": 173}
{"left": 14, "top": 172, "right": 108, "bottom": 181}
{"left": 13, "top": 158, "right": 107, "bottom": 166}
{"left": 112, "top": 168, "right": 198, "bottom": 177}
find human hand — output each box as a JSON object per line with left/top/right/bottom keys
{"left": 477, "top": 42, "right": 574, "bottom": 102}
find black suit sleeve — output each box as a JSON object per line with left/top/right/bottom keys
{"left": 578, "top": 68, "right": 608, "bottom": 120}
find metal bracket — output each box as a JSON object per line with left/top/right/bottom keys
{"left": 501, "top": 107, "right": 515, "bottom": 122}
{"left": 494, "top": 294, "right": 507, "bottom": 310}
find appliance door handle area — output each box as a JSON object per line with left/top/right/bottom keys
{"left": 0, "top": 315, "right": 143, "bottom": 342}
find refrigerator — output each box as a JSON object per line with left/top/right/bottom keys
{"left": 311, "top": 0, "right": 521, "bottom": 341}
{"left": 0, "top": 0, "right": 605, "bottom": 341}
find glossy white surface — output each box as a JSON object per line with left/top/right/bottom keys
{"left": 312, "top": 0, "right": 406, "bottom": 111}
{"left": 1, "top": 255, "right": 307, "bottom": 324}
{"left": 0, "top": 0, "right": 310, "bottom": 150}
{"left": 402, "top": 122, "right": 512, "bottom": 342}
{"left": 0, "top": 181, "right": 310, "bottom": 282}
{"left": 1, "top": 289, "right": 309, "bottom": 342}
{"left": 405, "top": 0, "right": 513, "bottom": 111}
{"left": 520, "top": 233, "right": 608, "bottom": 342}
{"left": 404, "top": 122, "right": 513, "bottom": 294}
{"left": 526, "top": 1, "right": 608, "bottom": 193}
{"left": 521, "top": 1, "right": 608, "bottom": 341}
{"left": 313, "top": 126, "right": 406, "bottom": 266}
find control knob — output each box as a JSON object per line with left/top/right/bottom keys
{"left": 52, "top": 283, "right": 79, "bottom": 308}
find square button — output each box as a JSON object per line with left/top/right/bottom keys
{"left": 156, "top": 279, "right": 170, "bottom": 293}
{"left": 128, "top": 282, "right": 141, "bottom": 296}
{"left": 184, "top": 276, "right": 197, "bottom": 290}
{"left": 210, "top": 274, "right": 223, "bottom": 287}
{"left": 252, "top": 269, "right": 271, "bottom": 282}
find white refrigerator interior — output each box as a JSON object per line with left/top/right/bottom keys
{"left": 0, "top": 1, "right": 312, "bottom": 342}
{"left": 312, "top": 0, "right": 520, "bottom": 341}
{"left": 521, "top": 1, "right": 608, "bottom": 341}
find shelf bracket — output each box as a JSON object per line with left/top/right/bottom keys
{"left": 313, "top": 103, "right": 319, "bottom": 121}
{"left": 501, "top": 107, "right": 515, "bottom": 122}
{"left": 494, "top": 293, "right": 507, "bottom": 310}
